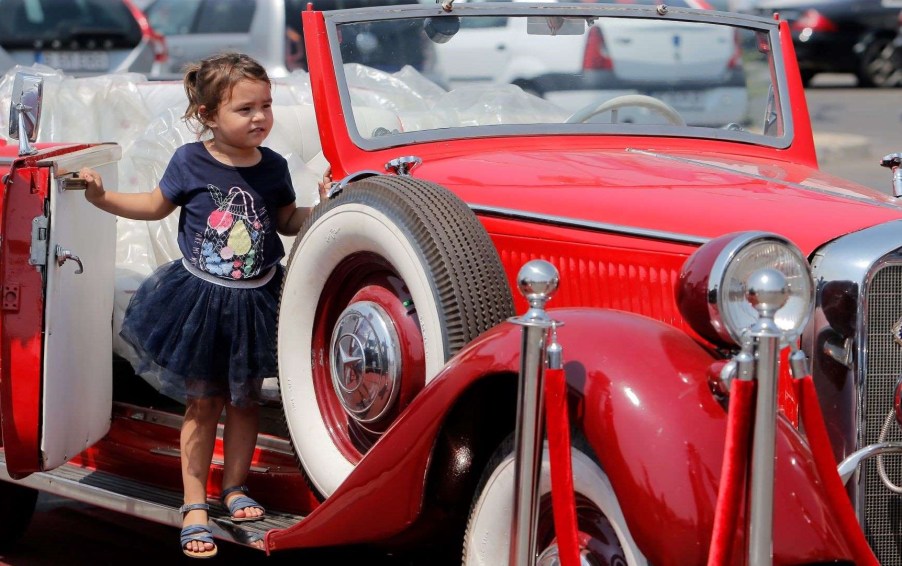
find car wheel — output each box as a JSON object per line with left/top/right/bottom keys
{"left": 799, "top": 69, "right": 816, "bottom": 87}
{"left": 463, "top": 437, "right": 648, "bottom": 566}
{"left": 857, "top": 36, "right": 901, "bottom": 88}
{"left": 0, "top": 482, "right": 37, "bottom": 550}
{"left": 278, "top": 175, "right": 514, "bottom": 498}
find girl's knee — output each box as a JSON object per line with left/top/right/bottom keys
{"left": 225, "top": 402, "right": 259, "bottom": 418}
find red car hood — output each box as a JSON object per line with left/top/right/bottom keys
{"left": 418, "top": 148, "right": 902, "bottom": 254}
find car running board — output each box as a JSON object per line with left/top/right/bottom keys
{"left": 0, "top": 451, "right": 303, "bottom": 548}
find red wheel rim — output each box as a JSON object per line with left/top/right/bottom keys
{"left": 310, "top": 252, "right": 426, "bottom": 462}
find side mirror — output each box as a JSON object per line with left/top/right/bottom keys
{"left": 8, "top": 72, "right": 44, "bottom": 156}
{"left": 880, "top": 152, "right": 902, "bottom": 198}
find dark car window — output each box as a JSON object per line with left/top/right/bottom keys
{"left": 145, "top": 0, "right": 202, "bottom": 36}
{"left": 285, "top": 0, "right": 425, "bottom": 72}
{"left": 195, "top": 0, "right": 255, "bottom": 34}
{"left": 0, "top": 0, "right": 142, "bottom": 47}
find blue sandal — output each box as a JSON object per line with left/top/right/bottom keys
{"left": 179, "top": 503, "right": 218, "bottom": 559}
{"left": 221, "top": 485, "right": 265, "bottom": 523}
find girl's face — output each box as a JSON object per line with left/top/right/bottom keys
{"left": 205, "top": 78, "right": 273, "bottom": 151}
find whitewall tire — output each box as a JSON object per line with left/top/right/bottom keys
{"left": 278, "top": 176, "right": 513, "bottom": 498}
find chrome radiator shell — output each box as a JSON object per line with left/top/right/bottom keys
{"left": 805, "top": 220, "right": 902, "bottom": 565}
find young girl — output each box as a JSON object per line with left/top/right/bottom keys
{"left": 80, "top": 52, "right": 330, "bottom": 559}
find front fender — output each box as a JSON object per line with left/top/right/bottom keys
{"left": 564, "top": 308, "right": 858, "bottom": 565}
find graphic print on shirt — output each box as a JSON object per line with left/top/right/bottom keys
{"left": 198, "top": 184, "right": 266, "bottom": 279}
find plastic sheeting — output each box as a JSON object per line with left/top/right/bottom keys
{"left": 0, "top": 62, "right": 562, "bottom": 397}
{"left": 0, "top": 65, "right": 326, "bottom": 395}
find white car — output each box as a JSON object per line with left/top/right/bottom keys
{"left": 434, "top": 0, "right": 748, "bottom": 126}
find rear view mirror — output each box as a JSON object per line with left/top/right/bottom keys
{"left": 8, "top": 72, "right": 43, "bottom": 156}
{"left": 526, "top": 16, "right": 586, "bottom": 36}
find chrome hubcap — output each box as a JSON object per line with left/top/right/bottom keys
{"left": 330, "top": 301, "right": 401, "bottom": 430}
{"left": 536, "top": 544, "right": 597, "bottom": 566}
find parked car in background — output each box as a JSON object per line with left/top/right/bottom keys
{"left": 143, "top": 0, "right": 431, "bottom": 80}
{"left": 0, "top": 0, "right": 166, "bottom": 77}
{"left": 748, "top": 0, "right": 901, "bottom": 87}
{"left": 434, "top": 0, "right": 748, "bottom": 126}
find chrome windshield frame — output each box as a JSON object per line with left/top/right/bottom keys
{"left": 322, "top": 3, "right": 793, "bottom": 152}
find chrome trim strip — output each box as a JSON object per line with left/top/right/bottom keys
{"left": 838, "top": 442, "right": 902, "bottom": 485}
{"left": 148, "top": 447, "right": 271, "bottom": 473}
{"left": 469, "top": 204, "right": 709, "bottom": 246}
{"left": 324, "top": 6, "right": 792, "bottom": 152}
{"left": 115, "top": 403, "right": 294, "bottom": 454}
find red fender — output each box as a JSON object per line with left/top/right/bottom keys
{"left": 267, "top": 308, "right": 866, "bottom": 563}
{"left": 563, "top": 308, "right": 859, "bottom": 565}
{"left": 265, "top": 319, "right": 525, "bottom": 552}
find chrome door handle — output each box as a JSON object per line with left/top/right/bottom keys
{"left": 55, "top": 245, "right": 83, "bottom": 274}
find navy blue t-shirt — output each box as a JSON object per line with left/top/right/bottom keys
{"left": 159, "top": 142, "right": 296, "bottom": 280}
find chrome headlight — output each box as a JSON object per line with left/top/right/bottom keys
{"left": 677, "top": 231, "right": 814, "bottom": 347}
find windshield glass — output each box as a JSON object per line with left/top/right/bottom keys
{"left": 330, "top": 7, "right": 785, "bottom": 148}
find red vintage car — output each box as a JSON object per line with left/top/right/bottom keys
{"left": 2, "top": 2, "right": 902, "bottom": 564}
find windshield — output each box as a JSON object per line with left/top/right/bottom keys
{"left": 328, "top": 5, "right": 787, "bottom": 149}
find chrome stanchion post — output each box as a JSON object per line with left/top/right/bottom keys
{"left": 745, "top": 268, "right": 788, "bottom": 566}
{"left": 508, "top": 260, "right": 559, "bottom": 566}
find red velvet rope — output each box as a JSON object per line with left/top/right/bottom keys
{"left": 796, "top": 376, "right": 879, "bottom": 565}
{"left": 544, "top": 366, "right": 580, "bottom": 566}
{"left": 707, "top": 379, "right": 756, "bottom": 566}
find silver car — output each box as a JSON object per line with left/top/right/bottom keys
{"left": 0, "top": 0, "right": 166, "bottom": 77}
{"left": 144, "top": 0, "right": 426, "bottom": 80}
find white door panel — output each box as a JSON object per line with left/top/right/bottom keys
{"left": 40, "top": 146, "right": 118, "bottom": 470}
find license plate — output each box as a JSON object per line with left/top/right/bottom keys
{"left": 652, "top": 90, "right": 705, "bottom": 111}
{"left": 41, "top": 51, "right": 109, "bottom": 72}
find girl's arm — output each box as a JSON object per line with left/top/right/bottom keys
{"left": 80, "top": 167, "right": 177, "bottom": 221}
{"left": 276, "top": 167, "right": 333, "bottom": 236}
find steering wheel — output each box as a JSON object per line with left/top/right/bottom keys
{"left": 565, "top": 94, "right": 686, "bottom": 126}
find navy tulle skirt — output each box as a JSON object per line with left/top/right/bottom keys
{"left": 119, "top": 260, "right": 283, "bottom": 408}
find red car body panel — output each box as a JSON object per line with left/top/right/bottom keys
{"left": 0, "top": 160, "right": 47, "bottom": 477}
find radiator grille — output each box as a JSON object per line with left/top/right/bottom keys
{"left": 864, "top": 263, "right": 902, "bottom": 564}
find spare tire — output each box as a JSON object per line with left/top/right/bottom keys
{"left": 278, "top": 175, "right": 514, "bottom": 497}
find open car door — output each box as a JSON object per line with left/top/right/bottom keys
{"left": 1, "top": 143, "right": 118, "bottom": 479}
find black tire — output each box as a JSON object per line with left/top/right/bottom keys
{"left": 800, "top": 69, "right": 816, "bottom": 87}
{"left": 0, "top": 482, "right": 37, "bottom": 550}
{"left": 462, "top": 435, "right": 647, "bottom": 566}
{"left": 278, "top": 175, "right": 514, "bottom": 498}
{"left": 857, "top": 35, "right": 902, "bottom": 88}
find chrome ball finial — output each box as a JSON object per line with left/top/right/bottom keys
{"left": 746, "top": 268, "right": 788, "bottom": 318}
{"left": 517, "top": 260, "right": 559, "bottom": 321}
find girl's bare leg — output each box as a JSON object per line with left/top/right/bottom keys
{"left": 221, "top": 402, "right": 264, "bottom": 521}
{"left": 181, "top": 396, "right": 225, "bottom": 554}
